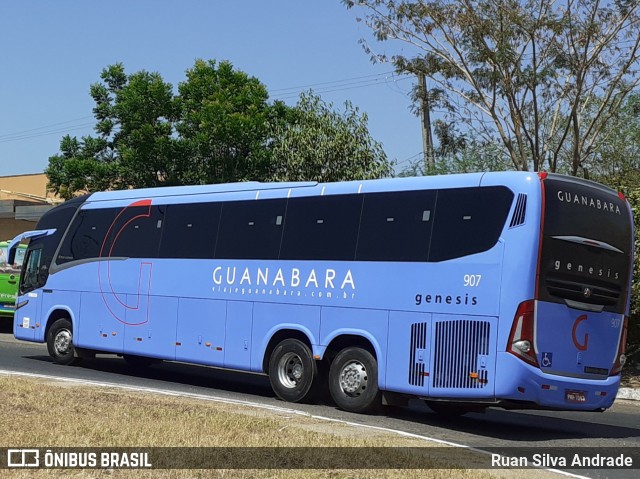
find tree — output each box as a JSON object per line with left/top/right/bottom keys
{"left": 398, "top": 119, "right": 509, "bottom": 175}
{"left": 46, "top": 135, "right": 121, "bottom": 199}
{"left": 47, "top": 63, "right": 181, "bottom": 198}
{"left": 344, "top": 0, "right": 640, "bottom": 175}
{"left": 609, "top": 172, "right": 640, "bottom": 365}
{"left": 587, "top": 93, "right": 640, "bottom": 364}
{"left": 47, "top": 60, "right": 393, "bottom": 199}
{"left": 46, "top": 61, "right": 287, "bottom": 198}
{"left": 588, "top": 93, "right": 640, "bottom": 177}
{"left": 269, "top": 92, "right": 392, "bottom": 182}
{"left": 176, "top": 59, "right": 286, "bottom": 184}
{"left": 95, "top": 64, "right": 180, "bottom": 187}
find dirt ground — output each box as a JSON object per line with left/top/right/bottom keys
{"left": 621, "top": 364, "right": 640, "bottom": 388}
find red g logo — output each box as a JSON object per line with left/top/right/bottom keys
{"left": 572, "top": 314, "right": 589, "bottom": 351}
{"left": 98, "top": 199, "right": 153, "bottom": 325}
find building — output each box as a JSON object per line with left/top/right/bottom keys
{"left": 0, "top": 173, "right": 60, "bottom": 240}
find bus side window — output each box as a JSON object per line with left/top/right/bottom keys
{"left": 57, "top": 208, "right": 119, "bottom": 263}
{"left": 159, "top": 202, "right": 221, "bottom": 259}
{"left": 429, "top": 186, "right": 514, "bottom": 262}
{"left": 109, "top": 205, "right": 165, "bottom": 258}
{"left": 280, "top": 194, "right": 363, "bottom": 261}
{"left": 356, "top": 190, "right": 436, "bottom": 262}
{"left": 215, "top": 199, "right": 286, "bottom": 260}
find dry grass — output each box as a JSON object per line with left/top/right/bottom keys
{"left": 0, "top": 375, "right": 558, "bottom": 479}
{"left": 621, "top": 364, "right": 640, "bottom": 388}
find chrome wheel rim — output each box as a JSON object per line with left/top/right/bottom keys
{"left": 339, "top": 360, "right": 368, "bottom": 396}
{"left": 277, "top": 352, "right": 304, "bottom": 389}
{"left": 54, "top": 329, "right": 72, "bottom": 356}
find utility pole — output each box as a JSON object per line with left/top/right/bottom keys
{"left": 418, "top": 72, "right": 435, "bottom": 172}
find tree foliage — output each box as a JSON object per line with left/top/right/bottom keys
{"left": 46, "top": 60, "right": 391, "bottom": 199}
{"left": 176, "top": 59, "right": 281, "bottom": 184}
{"left": 398, "top": 119, "right": 509, "bottom": 175}
{"left": 612, "top": 174, "right": 640, "bottom": 364}
{"left": 269, "top": 92, "right": 391, "bottom": 182}
{"left": 589, "top": 93, "right": 640, "bottom": 363}
{"left": 47, "top": 63, "right": 182, "bottom": 196}
{"left": 344, "top": 0, "right": 640, "bottom": 175}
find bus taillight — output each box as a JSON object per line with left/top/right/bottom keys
{"left": 610, "top": 316, "right": 629, "bottom": 376}
{"left": 507, "top": 300, "right": 539, "bottom": 367}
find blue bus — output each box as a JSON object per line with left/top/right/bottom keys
{"left": 8, "top": 172, "right": 634, "bottom": 415}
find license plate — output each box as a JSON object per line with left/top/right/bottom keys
{"left": 565, "top": 390, "right": 587, "bottom": 403}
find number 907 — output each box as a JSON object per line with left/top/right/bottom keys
{"left": 463, "top": 274, "right": 481, "bottom": 287}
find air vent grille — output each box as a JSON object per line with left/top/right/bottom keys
{"left": 509, "top": 193, "right": 527, "bottom": 227}
{"left": 409, "top": 322, "right": 428, "bottom": 387}
{"left": 433, "top": 319, "right": 490, "bottom": 389}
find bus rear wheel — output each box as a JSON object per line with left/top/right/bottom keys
{"left": 329, "top": 347, "right": 381, "bottom": 414}
{"left": 268, "top": 338, "right": 319, "bottom": 403}
{"left": 46, "top": 318, "right": 80, "bottom": 365}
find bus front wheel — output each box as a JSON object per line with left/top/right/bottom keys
{"left": 268, "top": 338, "right": 318, "bottom": 403}
{"left": 329, "top": 347, "right": 381, "bottom": 414}
{"left": 46, "top": 318, "right": 80, "bottom": 365}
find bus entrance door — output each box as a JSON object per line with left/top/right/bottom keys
{"left": 13, "top": 249, "right": 43, "bottom": 342}
{"left": 14, "top": 292, "right": 40, "bottom": 342}
{"left": 8, "top": 229, "right": 56, "bottom": 341}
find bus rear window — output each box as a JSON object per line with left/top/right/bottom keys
{"left": 543, "top": 179, "right": 630, "bottom": 252}
{"left": 538, "top": 177, "right": 632, "bottom": 313}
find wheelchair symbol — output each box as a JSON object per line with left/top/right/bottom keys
{"left": 541, "top": 352, "right": 553, "bottom": 368}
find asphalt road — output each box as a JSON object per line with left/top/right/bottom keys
{"left": 1, "top": 320, "right": 639, "bottom": 478}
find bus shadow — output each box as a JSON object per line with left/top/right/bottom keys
{"left": 25, "top": 354, "right": 276, "bottom": 399}
{"left": 382, "top": 400, "right": 640, "bottom": 442}
{"left": 0, "top": 320, "right": 13, "bottom": 334}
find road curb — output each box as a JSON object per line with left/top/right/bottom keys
{"left": 616, "top": 387, "right": 640, "bottom": 401}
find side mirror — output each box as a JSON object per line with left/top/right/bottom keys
{"left": 7, "top": 228, "right": 57, "bottom": 264}
{"left": 8, "top": 248, "right": 16, "bottom": 265}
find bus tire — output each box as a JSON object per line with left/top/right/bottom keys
{"left": 46, "top": 317, "right": 80, "bottom": 366}
{"left": 329, "top": 347, "right": 381, "bottom": 414}
{"left": 268, "top": 338, "right": 318, "bottom": 403}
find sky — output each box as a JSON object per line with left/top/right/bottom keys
{"left": 0, "top": 1, "right": 422, "bottom": 180}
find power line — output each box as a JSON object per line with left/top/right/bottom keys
{"left": 0, "top": 116, "right": 94, "bottom": 140}
{"left": 396, "top": 151, "right": 424, "bottom": 166}
{"left": 272, "top": 72, "right": 412, "bottom": 100}
{"left": 0, "top": 122, "right": 96, "bottom": 144}
{"left": 0, "top": 72, "right": 413, "bottom": 144}
{"left": 269, "top": 71, "right": 402, "bottom": 93}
